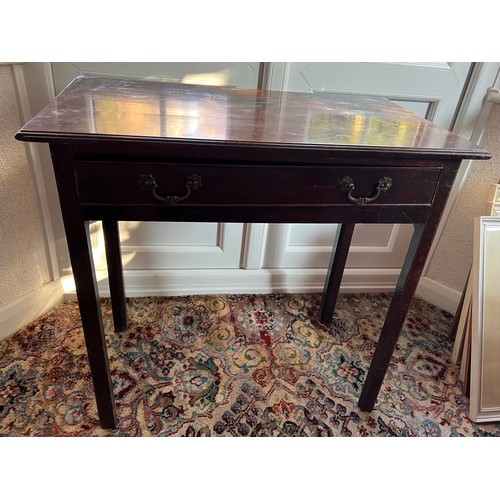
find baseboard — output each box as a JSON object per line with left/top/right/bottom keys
{"left": 59, "top": 269, "right": 462, "bottom": 316}
{"left": 51, "top": 270, "right": 461, "bottom": 317}
{"left": 415, "top": 276, "right": 462, "bottom": 314}
{"left": 63, "top": 267, "right": 401, "bottom": 301}
{"left": 0, "top": 280, "right": 64, "bottom": 341}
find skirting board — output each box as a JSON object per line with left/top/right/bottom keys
{"left": 62, "top": 269, "right": 462, "bottom": 314}
{"left": 63, "top": 267, "right": 401, "bottom": 300}
{"left": 0, "top": 279, "right": 64, "bottom": 341}
{"left": 415, "top": 276, "right": 461, "bottom": 314}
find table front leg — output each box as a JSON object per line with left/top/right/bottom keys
{"left": 358, "top": 223, "right": 428, "bottom": 411}
{"left": 102, "top": 220, "right": 128, "bottom": 332}
{"left": 320, "top": 223, "right": 355, "bottom": 323}
{"left": 49, "top": 143, "right": 118, "bottom": 428}
{"left": 66, "top": 220, "right": 118, "bottom": 429}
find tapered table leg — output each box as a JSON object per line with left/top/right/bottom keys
{"left": 358, "top": 223, "right": 428, "bottom": 411}
{"left": 102, "top": 220, "right": 128, "bottom": 332}
{"left": 320, "top": 223, "right": 355, "bottom": 323}
{"left": 66, "top": 220, "right": 118, "bottom": 428}
{"left": 50, "top": 143, "right": 117, "bottom": 429}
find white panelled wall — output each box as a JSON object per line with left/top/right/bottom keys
{"left": 50, "top": 62, "right": 472, "bottom": 301}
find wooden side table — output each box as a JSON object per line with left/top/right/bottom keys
{"left": 16, "top": 77, "right": 490, "bottom": 428}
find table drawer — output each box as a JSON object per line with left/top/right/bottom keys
{"left": 75, "top": 162, "right": 441, "bottom": 207}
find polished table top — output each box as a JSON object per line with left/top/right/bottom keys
{"left": 16, "top": 77, "right": 489, "bottom": 161}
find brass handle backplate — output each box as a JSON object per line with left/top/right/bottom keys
{"left": 340, "top": 176, "right": 392, "bottom": 205}
{"left": 139, "top": 173, "right": 202, "bottom": 204}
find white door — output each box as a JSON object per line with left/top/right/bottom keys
{"left": 51, "top": 62, "right": 260, "bottom": 289}
{"left": 258, "top": 62, "right": 473, "bottom": 286}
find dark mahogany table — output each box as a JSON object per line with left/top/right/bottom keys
{"left": 16, "top": 76, "right": 490, "bottom": 429}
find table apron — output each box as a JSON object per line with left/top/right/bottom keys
{"left": 80, "top": 204, "right": 432, "bottom": 224}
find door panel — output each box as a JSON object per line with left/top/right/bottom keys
{"left": 52, "top": 62, "right": 260, "bottom": 93}
{"left": 263, "top": 223, "right": 414, "bottom": 269}
{"left": 269, "top": 62, "right": 470, "bottom": 126}
{"left": 287, "top": 223, "right": 394, "bottom": 247}
{"left": 264, "top": 62, "right": 471, "bottom": 272}
{"left": 117, "top": 222, "right": 243, "bottom": 269}
{"left": 91, "top": 221, "right": 243, "bottom": 272}
{"left": 118, "top": 223, "right": 243, "bottom": 270}
{"left": 122, "top": 222, "right": 218, "bottom": 246}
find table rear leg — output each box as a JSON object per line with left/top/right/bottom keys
{"left": 102, "top": 220, "right": 128, "bottom": 332}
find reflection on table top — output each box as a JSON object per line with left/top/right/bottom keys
{"left": 16, "top": 76, "right": 490, "bottom": 159}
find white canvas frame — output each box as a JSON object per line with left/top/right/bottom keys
{"left": 470, "top": 216, "right": 500, "bottom": 422}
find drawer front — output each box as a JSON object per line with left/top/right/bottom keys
{"left": 75, "top": 162, "right": 441, "bottom": 207}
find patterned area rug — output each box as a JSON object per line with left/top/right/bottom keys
{"left": 1, "top": 293, "right": 499, "bottom": 437}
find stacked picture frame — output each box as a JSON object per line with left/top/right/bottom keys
{"left": 453, "top": 183, "right": 500, "bottom": 422}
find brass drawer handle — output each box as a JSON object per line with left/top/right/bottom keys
{"left": 138, "top": 173, "right": 202, "bottom": 204}
{"left": 340, "top": 176, "right": 392, "bottom": 205}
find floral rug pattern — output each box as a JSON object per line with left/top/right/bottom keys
{"left": 1, "top": 293, "right": 499, "bottom": 437}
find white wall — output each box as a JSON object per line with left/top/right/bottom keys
{"left": 0, "top": 64, "right": 63, "bottom": 340}
{"left": 426, "top": 102, "right": 500, "bottom": 293}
